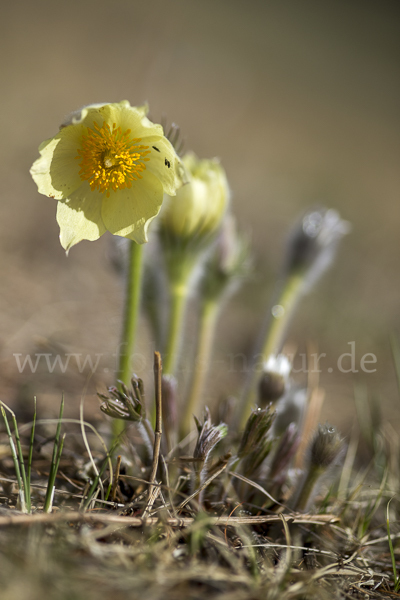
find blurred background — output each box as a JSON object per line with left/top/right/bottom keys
{"left": 0, "top": 0, "right": 399, "bottom": 433}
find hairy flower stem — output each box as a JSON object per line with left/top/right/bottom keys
{"left": 239, "top": 272, "right": 303, "bottom": 429}
{"left": 163, "top": 248, "right": 197, "bottom": 378}
{"left": 163, "top": 282, "right": 189, "bottom": 375}
{"left": 181, "top": 300, "right": 218, "bottom": 438}
{"left": 262, "top": 273, "right": 303, "bottom": 359}
{"left": 291, "top": 465, "right": 322, "bottom": 512}
{"left": 114, "top": 241, "right": 144, "bottom": 439}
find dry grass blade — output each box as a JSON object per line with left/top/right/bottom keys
{"left": 177, "top": 461, "right": 229, "bottom": 511}
{"left": 228, "top": 470, "right": 286, "bottom": 508}
{"left": 0, "top": 512, "right": 339, "bottom": 528}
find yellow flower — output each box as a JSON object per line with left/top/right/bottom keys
{"left": 30, "top": 101, "right": 184, "bottom": 252}
{"left": 160, "top": 152, "right": 229, "bottom": 243}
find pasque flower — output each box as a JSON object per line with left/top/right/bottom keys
{"left": 30, "top": 101, "right": 184, "bottom": 252}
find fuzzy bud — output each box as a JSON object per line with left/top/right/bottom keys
{"left": 258, "top": 354, "right": 291, "bottom": 407}
{"left": 290, "top": 423, "right": 345, "bottom": 511}
{"left": 309, "top": 423, "right": 345, "bottom": 470}
{"left": 238, "top": 406, "right": 275, "bottom": 459}
{"left": 193, "top": 407, "right": 227, "bottom": 465}
{"left": 284, "top": 207, "right": 350, "bottom": 290}
{"left": 237, "top": 405, "right": 275, "bottom": 478}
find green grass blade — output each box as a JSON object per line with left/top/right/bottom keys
{"left": 26, "top": 397, "right": 37, "bottom": 512}
{"left": 81, "top": 453, "right": 111, "bottom": 511}
{"left": 10, "top": 411, "right": 29, "bottom": 513}
{"left": 43, "top": 396, "right": 64, "bottom": 513}
{"left": 0, "top": 404, "right": 26, "bottom": 512}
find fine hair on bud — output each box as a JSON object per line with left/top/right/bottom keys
{"left": 193, "top": 408, "right": 228, "bottom": 465}
{"left": 289, "top": 423, "right": 346, "bottom": 512}
{"left": 258, "top": 354, "right": 291, "bottom": 407}
{"left": 284, "top": 207, "right": 351, "bottom": 291}
{"left": 309, "top": 423, "right": 346, "bottom": 470}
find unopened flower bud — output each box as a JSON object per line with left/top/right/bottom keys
{"left": 284, "top": 207, "right": 350, "bottom": 289}
{"left": 238, "top": 406, "right": 275, "bottom": 459}
{"left": 309, "top": 423, "right": 345, "bottom": 470}
{"left": 237, "top": 406, "right": 275, "bottom": 478}
{"left": 193, "top": 407, "right": 227, "bottom": 465}
{"left": 290, "top": 423, "right": 345, "bottom": 511}
{"left": 258, "top": 354, "right": 291, "bottom": 406}
{"left": 160, "top": 152, "right": 229, "bottom": 244}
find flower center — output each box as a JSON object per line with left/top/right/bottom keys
{"left": 77, "top": 121, "right": 151, "bottom": 196}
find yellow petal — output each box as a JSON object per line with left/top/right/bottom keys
{"left": 145, "top": 137, "right": 186, "bottom": 196}
{"left": 71, "top": 103, "right": 185, "bottom": 196}
{"left": 30, "top": 125, "right": 84, "bottom": 200}
{"left": 101, "top": 172, "right": 163, "bottom": 244}
{"left": 80, "top": 102, "right": 162, "bottom": 142}
{"left": 31, "top": 101, "right": 185, "bottom": 249}
{"left": 102, "top": 173, "right": 163, "bottom": 244}
{"left": 56, "top": 183, "right": 107, "bottom": 252}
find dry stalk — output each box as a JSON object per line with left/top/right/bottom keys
{"left": 0, "top": 512, "right": 339, "bottom": 528}
{"left": 143, "top": 351, "right": 163, "bottom": 517}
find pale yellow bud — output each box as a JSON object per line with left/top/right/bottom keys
{"left": 160, "top": 152, "right": 229, "bottom": 243}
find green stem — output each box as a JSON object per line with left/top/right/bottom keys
{"left": 239, "top": 272, "right": 304, "bottom": 429}
{"left": 114, "top": 241, "right": 144, "bottom": 439}
{"left": 180, "top": 300, "right": 218, "bottom": 438}
{"left": 163, "top": 281, "right": 189, "bottom": 376}
{"left": 261, "top": 273, "right": 303, "bottom": 359}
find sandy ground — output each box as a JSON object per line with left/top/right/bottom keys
{"left": 0, "top": 0, "right": 399, "bottom": 433}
